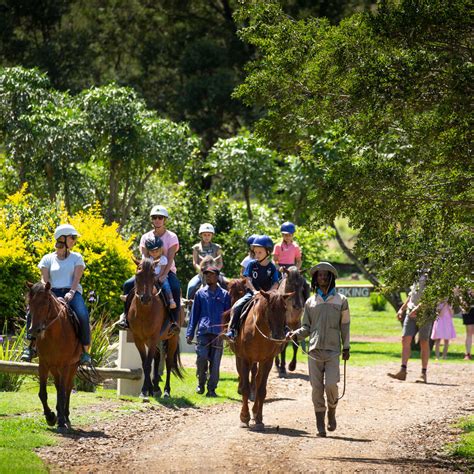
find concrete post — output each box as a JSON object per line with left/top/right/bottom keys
{"left": 117, "top": 330, "right": 143, "bottom": 397}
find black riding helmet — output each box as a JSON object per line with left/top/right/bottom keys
{"left": 144, "top": 236, "right": 163, "bottom": 251}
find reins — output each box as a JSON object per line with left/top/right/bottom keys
{"left": 33, "top": 295, "right": 65, "bottom": 335}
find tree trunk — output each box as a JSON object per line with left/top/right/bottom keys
{"left": 244, "top": 185, "right": 253, "bottom": 220}
{"left": 331, "top": 221, "right": 403, "bottom": 311}
{"left": 107, "top": 158, "right": 120, "bottom": 224}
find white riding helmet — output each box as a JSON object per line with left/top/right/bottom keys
{"left": 149, "top": 205, "right": 169, "bottom": 218}
{"left": 199, "top": 223, "right": 215, "bottom": 234}
{"left": 54, "top": 224, "right": 80, "bottom": 240}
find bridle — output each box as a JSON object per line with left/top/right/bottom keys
{"left": 30, "top": 292, "right": 64, "bottom": 335}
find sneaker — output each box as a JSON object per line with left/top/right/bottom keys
{"left": 196, "top": 385, "right": 205, "bottom": 395}
{"left": 79, "top": 352, "right": 92, "bottom": 365}
{"left": 20, "top": 347, "right": 36, "bottom": 362}
{"left": 387, "top": 369, "right": 407, "bottom": 381}
{"left": 206, "top": 390, "right": 217, "bottom": 398}
{"left": 464, "top": 354, "right": 472, "bottom": 360}
{"left": 224, "top": 329, "right": 236, "bottom": 341}
{"left": 117, "top": 313, "right": 129, "bottom": 330}
{"left": 415, "top": 372, "right": 427, "bottom": 384}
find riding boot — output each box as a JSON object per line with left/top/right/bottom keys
{"left": 168, "top": 309, "right": 180, "bottom": 336}
{"left": 20, "top": 339, "right": 37, "bottom": 362}
{"left": 117, "top": 312, "right": 129, "bottom": 329}
{"left": 327, "top": 407, "right": 337, "bottom": 432}
{"left": 316, "top": 412, "right": 326, "bottom": 437}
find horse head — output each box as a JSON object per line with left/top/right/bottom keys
{"left": 259, "top": 290, "right": 294, "bottom": 340}
{"left": 134, "top": 257, "right": 156, "bottom": 304}
{"left": 227, "top": 277, "right": 247, "bottom": 305}
{"left": 281, "top": 266, "right": 310, "bottom": 311}
{"left": 27, "top": 281, "right": 55, "bottom": 337}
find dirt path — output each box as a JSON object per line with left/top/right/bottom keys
{"left": 40, "top": 357, "right": 474, "bottom": 473}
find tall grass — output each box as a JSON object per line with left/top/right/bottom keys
{"left": 0, "top": 326, "right": 27, "bottom": 391}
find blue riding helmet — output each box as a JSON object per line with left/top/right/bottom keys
{"left": 280, "top": 221, "right": 296, "bottom": 234}
{"left": 251, "top": 235, "right": 274, "bottom": 251}
{"left": 246, "top": 234, "right": 259, "bottom": 247}
{"left": 144, "top": 236, "right": 163, "bottom": 251}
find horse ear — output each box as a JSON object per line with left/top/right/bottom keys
{"left": 26, "top": 281, "right": 34, "bottom": 289}
{"left": 282, "top": 267, "right": 289, "bottom": 275}
{"left": 132, "top": 256, "right": 141, "bottom": 267}
{"left": 45, "top": 281, "right": 51, "bottom": 290}
{"left": 283, "top": 292, "right": 295, "bottom": 300}
{"left": 260, "top": 290, "right": 270, "bottom": 300}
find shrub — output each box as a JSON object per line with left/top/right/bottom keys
{"left": 0, "top": 326, "right": 27, "bottom": 391}
{"left": 370, "top": 292, "right": 387, "bottom": 311}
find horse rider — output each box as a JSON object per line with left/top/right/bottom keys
{"left": 273, "top": 221, "right": 302, "bottom": 274}
{"left": 21, "top": 224, "right": 92, "bottom": 365}
{"left": 225, "top": 235, "right": 279, "bottom": 341}
{"left": 186, "top": 223, "right": 223, "bottom": 300}
{"left": 288, "top": 262, "right": 350, "bottom": 437}
{"left": 240, "top": 234, "right": 258, "bottom": 276}
{"left": 117, "top": 205, "right": 181, "bottom": 335}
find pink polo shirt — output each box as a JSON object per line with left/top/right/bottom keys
{"left": 273, "top": 241, "right": 301, "bottom": 265}
{"left": 140, "top": 230, "right": 179, "bottom": 273}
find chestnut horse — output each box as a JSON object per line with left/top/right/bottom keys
{"left": 230, "top": 290, "right": 293, "bottom": 430}
{"left": 275, "top": 267, "right": 310, "bottom": 377}
{"left": 128, "top": 257, "right": 183, "bottom": 398}
{"left": 27, "top": 281, "right": 81, "bottom": 431}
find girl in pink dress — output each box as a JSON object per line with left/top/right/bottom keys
{"left": 431, "top": 301, "right": 457, "bottom": 359}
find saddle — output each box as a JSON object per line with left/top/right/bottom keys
{"left": 238, "top": 295, "right": 258, "bottom": 326}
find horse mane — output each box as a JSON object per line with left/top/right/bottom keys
{"left": 29, "top": 281, "right": 49, "bottom": 296}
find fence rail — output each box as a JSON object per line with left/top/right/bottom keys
{"left": 0, "top": 360, "right": 142, "bottom": 380}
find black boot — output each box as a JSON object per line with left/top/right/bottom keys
{"left": 316, "top": 412, "right": 326, "bottom": 437}
{"left": 117, "top": 312, "right": 129, "bottom": 329}
{"left": 327, "top": 407, "right": 337, "bottom": 432}
{"left": 20, "top": 341, "right": 37, "bottom": 362}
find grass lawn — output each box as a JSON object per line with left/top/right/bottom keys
{"left": 450, "top": 416, "right": 474, "bottom": 461}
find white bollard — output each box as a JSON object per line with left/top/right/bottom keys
{"left": 117, "top": 330, "right": 143, "bottom": 397}
{"left": 180, "top": 327, "right": 195, "bottom": 353}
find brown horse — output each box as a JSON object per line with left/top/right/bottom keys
{"left": 231, "top": 290, "right": 293, "bottom": 430}
{"left": 275, "top": 267, "right": 310, "bottom": 377}
{"left": 128, "top": 257, "right": 183, "bottom": 398}
{"left": 27, "top": 281, "right": 81, "bottom": 431}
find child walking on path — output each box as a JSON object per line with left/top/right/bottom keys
{"left": 431, "top": 301, "right": 456, "bottom": 360}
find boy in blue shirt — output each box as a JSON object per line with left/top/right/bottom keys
{"left": 186, "top": 266, "right": 231, "bottom": 397}
{"left": 225, "top": 235, "right": 279, "bottom": 341}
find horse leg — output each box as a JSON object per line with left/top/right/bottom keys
{"left": 238, "top": 357, "right": 251, "bottom": 427}
{"left": 38, "top": 364, "right": 56, "bottom": 427}
{"left": 252, "top": 359, "right": 273, "bottom": 431}
{"left": 236, "top": 357, "right": 243, "bottom": 395}
{"left": 145, "top": 342, "right": 158, "bottom": 397}
{"left": 152, "top": 347, "right": 162, "bottom": 398}
{"left": 135, "top": 340, "right": 150, "bottom": 398}
{"left": 288, "top": 335, "right": 298, "bottom": 372}
{"left": 53, "top": 370, "right": 68, "bottom": 431}
{"left": 278, "top": 343, "right": 287, "bottom": 377}
{"left": 249, "top": 363, "right": 257, "bottom": 402}
{"left": 64, "top": 365, "right": 76, "bottom": 429}
{"left": 163, "top": 335, "right": 179, "bottom": 398}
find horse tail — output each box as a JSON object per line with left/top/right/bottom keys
{"left": 163, "top": 339, "right": 185, "bottom": 380}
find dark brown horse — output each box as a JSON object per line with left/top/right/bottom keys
{"left": 275, "top": 267, "right": 310, "bottom": 377}
{"left": 27, "top": 281, "right": 81, "bottom": 431}
{"left": 128, "top": 257, "right": 183, "bottom": 398}
{"left": 231, "top": 290, "right": 293, "bottom": 430}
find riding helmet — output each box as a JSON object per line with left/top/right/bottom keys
{"left": 246, "top": 234, "right": 259, "bottom": 247}
{"left": 198, "top": 223, "right": 215, "bottom": 234}
{"left": 149, "top": 205, "right": 169, "bottom": 218}
{"left": 280, "top": 221, "right": 296, "bottom": 234}
{"left": 54, "top": 224, "right": 80, "bottom": 240}
{"left": 251, "top": 235, "right": 274, "bottom": 251}
{"left": 144, "top": 236, "right": 163, "bottom": 251}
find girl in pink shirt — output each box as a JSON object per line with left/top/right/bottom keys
{"left": 273, "top": 221, "right": 302, "bottom": 271}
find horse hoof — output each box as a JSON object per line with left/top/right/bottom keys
{"left": 57, "top": 425, "right": 69, "bottom": 434}
{"left": 252, "top": 422, "right": 265, "bottom": 432}
{"left": 278, "top": 371, "right": 287, "bottom": 378}
{"left": 288, "top": 361, "right": 296, "bottom": 372}
{"left": 163, "top": 390, "right": 170, "bottom": 398}
{"left": 139, "top": 393, "right": 149, "bottom": 402}
{"left": 46, "top": 412, "right": 57, "bottom": 427}
{"left": 239, "top": 421, "right": 249, "bottom": 428}
{"left": 153, "top": 390, "right": 162, "bottom": 398}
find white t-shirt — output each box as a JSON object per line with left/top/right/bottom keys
{"left": 241, "top": 255, "right": 253, "bottom": 269}
{"left": 153, "top": 255, "right": 168, "bottom": 276}
{"left": 38, "top": 252, "right": 86, "bottom": 293}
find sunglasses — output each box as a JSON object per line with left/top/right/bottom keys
{"left": 151, "top": 215, "right": 165, "bottom": 220}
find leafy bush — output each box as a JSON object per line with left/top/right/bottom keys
{"left": 0, "top": 327, "right": 27, "bottom": 391}
{"left": 370, "top": 292, "right": 387, "bottom": 311}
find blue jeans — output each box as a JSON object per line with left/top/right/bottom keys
{"left": 196, "top": 333, "right": 223, "bottom": 391}
{"left": 52, "top": 288, "right": 91, "bottom": 346}
{"left": 229, "top": 291, "right": 253, "bottom": 330}
{"left": 187, "top": 274, "right": 202, "bottom": 299}
{"left": 26, "top": 289, "right": 90, "bottom": 345}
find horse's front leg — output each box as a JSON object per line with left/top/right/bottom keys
{"left": 278, "top": 343, "right": 287, "bottom": 377}
{"left": 53, "top": 370, "right": 68, "bottom": 431}
{"left": 238, "top": 357, "right": 251, "bottom": 427}
{"left": 288, "top": 335, "right": 298, "bottom": 372}
{"left": 163, "top": 335, "right": 178, "bottom": 398}
{"left": 135, "top": 340, "right": 150, "bottom": 398}
{"left": 38, "top": 363, "right": 56, "bottom": 427}
{"left": 64, "top": 365, "right": 77, "bottom": 429}
{"left": 152, "top": 346, "right": 162, "bottom": 398}
{"left": 249, "top": 363, "right": 257, "bottom": 402}
{"left": 252, "top": 359, "right": 273, "bottom": 431}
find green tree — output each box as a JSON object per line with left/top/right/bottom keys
{"left": 235, "top": 0, "right": 473, "bottom": 309}
{"left": 207, "top": 133, "right": 277, "bottom": 220}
